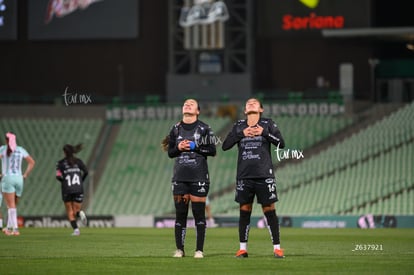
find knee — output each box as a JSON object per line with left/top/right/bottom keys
{"left": 240, "top": 204, "right": 253, "bottom": 212}
{"left": 262, "top": 204, "right": 275, "bottom": 213}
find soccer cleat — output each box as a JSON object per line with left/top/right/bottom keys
{"left": 235, "top": 249, "right": 248, "bottom": 258}
{"left": 194, "top": 250, "right": 204, "bottom": 258}
{"left": 173, "top": 249, "right": 185, "bottom": 258}
{"left": 274, "top": 249, "right": 285, "bottom": 258}
{"left": 71, "top": 229, "right": 80, "bottom": 236}
{"left": 79, "top": 210, "right": 88, "bottom": 226}
{"left": 12, "top": 230, "right": 20, "bottom": 236}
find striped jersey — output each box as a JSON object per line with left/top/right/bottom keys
{"left": 0, "top": 145, "right": 29, "bottom": 176}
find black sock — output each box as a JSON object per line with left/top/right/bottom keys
{"left": 175, "top": 200, "right": 189, "bottom": 250}
{"left": 70, "top": 220, "right": 78, "bottom": 230}
{"left": 264, "top": 210, "right": 280, "bottom": 245}
{"left": 192, "top": 201, "right": 206, "bottom": 252}
{"left": 239, "top": 209, "right": 251, "bottom": 243}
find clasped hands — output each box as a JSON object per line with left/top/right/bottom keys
{"left": 243, "top": 125, "right": 263, "bottom": 137}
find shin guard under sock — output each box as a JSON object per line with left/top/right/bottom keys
{"left": 175, "top": 200, "right": 189, "bottom": 250}
{"left": 264, "top": 210, "right": 280, "bottom": 245}
{"left": 239, "top": 209, "right": 251, "bottom": 243}
{"left": 192, "top": 201, "right": 206, "bottom": 252}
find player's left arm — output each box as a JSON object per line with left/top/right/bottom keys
{"left": 195, "top": 126, "right": 216, "bottom": 157}
{"left": 78, "top": 159, "right": 89, "bottom": 181}
{"left": 261, "top": 119, "right": 285, "bottom": 149}
{"left": 55, "top": 161, "right": 64, "bottom": 182}
{"left": 23, "top": 155, "right": 35, "bottom": 179}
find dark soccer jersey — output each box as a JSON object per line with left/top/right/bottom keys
{"left": 56, "top": 158, "right": 88, "bottom": 195}
{"left": 222, "top": 117, "right": 285, "bottom": 180}
{"left": 168, "top": 120, "right": 216, "bottom": 182}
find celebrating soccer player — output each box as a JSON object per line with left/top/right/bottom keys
{"left": 222, "top": 98, "right": 286, "bottom": 258}
{"left": 162, "top": 99, "right": 216, "bottom": 258}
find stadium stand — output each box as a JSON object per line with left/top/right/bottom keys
{"left": 2, "top": 102, "right": 411, "bottom": 218}
{"left": 87, "top": 112, "right": 354, "bottom": 216}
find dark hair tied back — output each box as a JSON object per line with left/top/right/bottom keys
{"left": 63, "top": 143, "right": 83, "bottom": 166}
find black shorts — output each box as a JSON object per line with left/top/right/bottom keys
{"left": 235, "top": 178, "right": 278, "bottom": 205}
{"left": 172, "top": 181, "right": 210, "bottom": 197}
{"left": 62, "top": 193, "right": 84, "bottom": 203}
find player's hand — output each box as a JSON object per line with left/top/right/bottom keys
{"left": 178, "top": 140, "right": 191, "bottom": 151}
{"left": 243, "top": 127, "right": 254, "bottom": 137}
{"left": 243, "top": 125, "right": 263, "bottom": 137}
{"left": 250, "top": 125, "right": 263, "bottom": 136}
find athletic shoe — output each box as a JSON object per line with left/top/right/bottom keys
{"left": 79, "top": 210, "right": 88, "bottom": 226}
{"left": 71, "top": 229, "right": 80, "bottom": 236}
{"left": 12, "top": 230, "right": 20, "bottom": 236}
{"left": 173, "top": 249, "right": 185, "bottom": 258}
{"left": 235, "top": 249, "right": 248, "bottom": 258}
{"left": 194, "top": 250, "right": 204, "bottom": 258}
{"left": 3, "top": 228, "right": 13, "bottom": 236}
{"left": 207, "top": 218, "right": 218, "bottom": 228}
{"left": 274, "top": 249, "right": 285, "bottom": 258}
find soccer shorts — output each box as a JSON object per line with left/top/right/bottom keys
{"left": 1, "top": 175, "right": 24, "bottom": 197}
{"left": 235, "top": 178, "right": 279, "bottom": 205}
{"left": 172, "top": 181, "right": 210, "bottom": 197}
{"left": 62, "top": 193, "right": 84, "bottom": 203}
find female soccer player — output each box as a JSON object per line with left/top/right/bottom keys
{"left": 56, "top": 144, "right": 88, "bottom": 236}
{"left": 222, "top": 98, "right": 286, "bottom": 258}
{"left": 162, "top": 99, "right": 216, "bottom": 258}
{"left": 1, "top": 132, "right": 35, "bottom": 236}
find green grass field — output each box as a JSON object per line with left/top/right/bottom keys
{"left": 0, "top": 227, "right": 413, "bottom": 274}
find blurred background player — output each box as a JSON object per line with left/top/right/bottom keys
{"left": 205, "top": 196, "right": 218, "bottom": 227}
{"left": 162, "top": 99, "right": 216, "bottom": 258}
{"left": 222, "top": 98, "right": 285, "bottom": 258}
{"left": 0, "top": 132, "right": 35, "bottom": 236}
{"left": 56, "top": 144, "right": 88, "bottom": 236}
{"left": 0, "top": 177, "right": 3, "bottom": 232}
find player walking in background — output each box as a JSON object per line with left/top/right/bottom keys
{"left": 56, "top": 144, "right": 88, "bottom": 236}
{"left": 162, "top": 99, "right": 216, "bottom": 258}
{"left": 1, "top": 132, "right": 35, "bottom": 236}
{"left": 222, "top": 98, "right": 286, "bottom": 258}
{"left": 205, "top": 196, "right": 218, "bottom": 228}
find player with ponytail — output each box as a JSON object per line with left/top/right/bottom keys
{"left": 1, "top": 132, "right": 35, "bottom": 236}
{"left": 56, "top": 144, "right": 88, "bottom": 236}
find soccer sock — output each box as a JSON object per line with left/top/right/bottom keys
{"left": 8, "top": 208, "right": 17, "bottom": 230}
{"left": 70, "top": 220, "right": 78, "bottom": 230}
{"left": 192, "top": 201, "right": 206, "bottom": 252}
{"left": 239, "top": 209, "right": 251, "bottom": 249}
{"left": 264, "top": 210, "right": 281, "bottom": 245}
{"left": 0, "top": 218, "right": 3, "bottom": 228}
{"left": 175, "top": 200, "right": 189, "bottom": 250}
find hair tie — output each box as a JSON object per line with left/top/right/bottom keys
{"left": 6, "top": 132, "right": 17, "bottom": 152}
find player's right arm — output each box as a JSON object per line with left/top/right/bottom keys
{"left": 167, "top": 125, "right": 187, "bottom": 158}
{"left": 222, "top": 122, "right": 244, "bottom": 151}
{"left": 78, "top": 159, "right": 89, "bottom": 181}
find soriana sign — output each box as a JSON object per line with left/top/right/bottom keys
{"left": 257, "top": 0, "right": 371, "bottom": 38}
